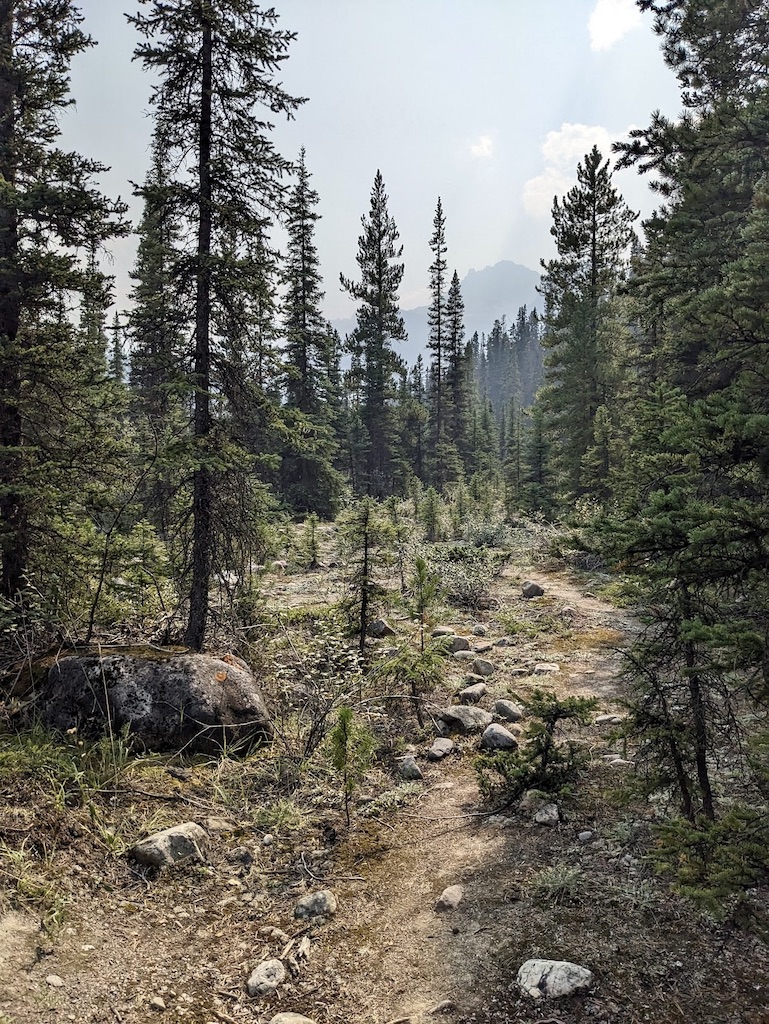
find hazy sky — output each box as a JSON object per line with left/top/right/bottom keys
{"left": 61, "top": 0, "right": 682, "bottom": 320}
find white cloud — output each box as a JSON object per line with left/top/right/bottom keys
{"left": 588, "top": 0, "right": 642, "bottom": 51}
{"left": 469, "top": 134, "right": 494, "bottom": 159}
{"left": 523, "top": 122, "right": 632, "bottom": 218}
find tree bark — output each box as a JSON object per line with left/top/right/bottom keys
{"left": 185, "top": 14, "right": 213, "bottom": 651}
{"left": 0, "top": 3, "right": 25, "bottom": 603}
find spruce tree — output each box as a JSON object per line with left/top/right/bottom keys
{"left": 130, "top": 1, "right": 303, "bottom": 649}
{"left": 340, "top": 171, "right": 406, "bottom": 497}
{"left": 539, "top": 146, "right": 636, "bottom": 501}
{"left": 426, "top": 198, "right": 448, "bottom": 486}
{"left": 0, "top": 2, "right": 127, "bottom": 608}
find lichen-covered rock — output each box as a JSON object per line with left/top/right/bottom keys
{"left": 521, "top": 581, "right": 545, "bottom": 598}
{"left": 472, "top": 658, "right": 495, "bottom": 677}
{"left": 130, "top": 822, "right": 208, "bottom": 869}
{"left": 246, "top": 958, "right": 286, "bottom": 997}
{"left": 447, "top": 635, "right": 471, "bottom": 653}
{"left": 42, "top": 652, "right": 272, "bottom": 754}
{"left": 431, "top": 626, "right": 456, "bottom": 638}
{"left": 294, "top": 890, "right": 337, "bottom": 920}
{"left": 437, "top": 706, "right": 493, "bottom": 735}
{"left": 516, "top": 958, "right": 593, "bottom": 999}
{"left": 533, "top": 803, "right": 560, "bottom": 826}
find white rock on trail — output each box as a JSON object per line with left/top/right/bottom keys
{"left": 130, "top": 822, "right": 208, "bottom": 869}
{"left": 516, "top": 958, "right": 593, "bottom": 999}
{"left": 246, "top": 958, "right": 286, "bottom": 997}
{"left": 294, "top": 889, "right": 337, "bottom": 920}
{"left": 434, "top": 884, "right": 464, "bottom": 911}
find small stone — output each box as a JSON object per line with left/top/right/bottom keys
{"left": 609, "top": 758, "right": 634, "bottom": 767}
{"left": 267, "top": 1015, "right": 318, "bottom": 1024}
{"left": 459, "top": 682, "right": 487, "bottom": 705}
{"left": 533, "top": 662, "right": 560, "bottom": 675}
{"left": 368, "top": 618, "right": 397, "bottom": 638}
{"left": 578, "top": 830, "right": 594, "bottom": 843}
{"left": 434, "top": 884, "right": 464, "bottom": 911}
{"left": 509, "top": 666, "right": 530, "bottom": 676}
{"left": 246, "top": 959, "right": 286, "bottom": 997}
{"left": 519, "top": 789, "right": 548, "bottom": 812}
{"left": 595, "top": 714, "right": 623, "bottom": 725}
{"left": 427, "top": 738, "right": 455, "bottom": 762}
{"left": 533, "top": 803, "right": 560, "bottom": 826}
{"left": 398, "top": 755, "right": 424, "bottom": 780}
{"left": 516, "top": 958, "right": 593, "bottom": 999}
{"left": 149, "top": 996, "right": 166, "bottom": 1011}
{"left": 472, "top": 625, "right": 487, "bottom": 637}
{"left": 472, "top": 658, "right": 495, "bottom": 677}
{"left": 431, "top": 626, "right": 456, "bottom": 637}
{"left": 259, "top": 926, "right": 290, "bottom": 944}
{"left": 479, "top": 723, "right": 518, "bottom": 751}
{"left": 130, "top": 822, "right": 208, "bottom": 869}
{"left": 493, "top": 699, "right": 524, "bottom": 723}
{"left": 294, "top": 889, "right": 337, "bottom": 920}
{"left": 45, "top": 975, "right": 65, "bottom": 989}
{"left": 493, "top": 637, "right": 513, "bottom": 647}
{"left": 447, "top": 635, "right": 471, "bottom": 653}
{"left": 262, "top": 834, "right": 274, "bottom": 846}
{"left": 452, "top": 650, "right": 476, "bottom": 662}
{"left": 521, "top": 581, "right": 545, "bottom": 598}
{"left": 473, "top": 642, "right": 494, "bottom": 654}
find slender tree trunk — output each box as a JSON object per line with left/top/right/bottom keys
{"left": 185, "top": 16, "right": 213, "bottom": 650}
{"left": 681, "top": 584, "right": 715, "bottom": 820}
{"left": 0, "top": 4, "right": 25, "bottom": 603}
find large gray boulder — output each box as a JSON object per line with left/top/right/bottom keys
{"left": 130, "top": 822, "right": 208, "bottom": 869}
{"left": 41, "top": 652, "right": 272, "bottom": 754}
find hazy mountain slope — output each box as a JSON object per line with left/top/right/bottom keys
{"left": 332, "top": 259, "right": 540, "bottom": 367}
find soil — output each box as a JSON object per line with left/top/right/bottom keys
{"left": 0, "top": 541, "right": 768, "bottom": 1024}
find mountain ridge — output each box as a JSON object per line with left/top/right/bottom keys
{"left": 331, "top": 259, "right": 541, "bottom": 366}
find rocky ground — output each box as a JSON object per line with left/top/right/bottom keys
{"left": 0, "top": 535, "right": 768, "bottom": 1024}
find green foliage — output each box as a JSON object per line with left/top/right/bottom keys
{"left": 329, "top": 706, "right": 376, "bottom": 826}
{"left": 373, "top": 640, "right": 445, "bottom": 730}
{"left": 420, "top": 486, "right": 445, "bottom": 542}
{"left": 652, "top": 808, "right": 769, "bottom": 916}
{"left": 426, "top": 545, "right": 508, "bottom": 610}
{"left": 476, "top": 689, "right": 596, "bottom": 806}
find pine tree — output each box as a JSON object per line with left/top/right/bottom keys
{"left": 340, "top": 171, "right": 406, "bottom": 497}
{"left": 539, "top": 146, "right": 636, "bottom": 501}
{"left": 426, "top": 198, "right": 448, "bottom": 486}
{"left": 0, "top": 2, "right": 127, "bottom": 608}
{"left": 130, "top": 1, "right": 303, "bottom": 649}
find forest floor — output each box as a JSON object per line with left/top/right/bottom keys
{"left": 0, "top": 527, "right": 768, "bottom": 1024}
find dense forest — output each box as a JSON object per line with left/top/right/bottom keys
{"left": 1, "top": 0, "right": 769, "bottom": 908}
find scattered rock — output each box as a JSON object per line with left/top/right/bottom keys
{"left": 452, "top": 650, "right": 476, "bottom": 662}
{"left": 434, "top": 884, "right": 464, "bottom": 911}
{"left": 437, "top": 706, "right": 493, "bottom": 735}
{"left": 447, "top": 635, "right": 471, "bottom": 653}
{"left": 519, "top": 789, "right": 549, "bottom": 813}
{"left": 149, "top": 995, "right": 166, "bottom": 1011}
{"left": 427, "top": 738, "right": 455, "bottom": 762}
{"left": 472, "top": 625, "right": 487, "bottom": 637}
{"left": 609, "top": 758, "right": 634, "bottom": 768}
{"left": 459, "top": 682, "right": 487, "bottom": 704}
{"left": 516, "top": 958, "right": 594, "bottom": 999}
{"left": 294, "top": 889, "right": 337, "bottom": 920}
{"left": 45, "top": 975, "right": 65, "bottom": 989}
{"left": 510, "top": 666, "right": 530, "bottom": 676}
{"left": 368, "top": 618, "right": 397, "bottom": 638}
{"left": 398, "top": 755, "right": 424, "bottom": 780}
{"left": 267, "top": 1015, "right": 318, "bottom": 1024}
{"left": 473, "top": 642, "right": 494, "bottom": 654}
{"left": 259, "top": 926, "right": 290, "bottom": 944}
{"left": 533, "top": 803, "right": 560, "bottom": 827}
{"left": 533, "top": 662, "right": 560, "bottom": 675}
{"left": 42, "top": 652, "right": 272, "bottom": 754}
{"left": 262, "top": 834, "right": 274, "bottom": 847}
{"left": 246, "top": 958, "right": 286, "bottom": 997}
{"left": 595, "top": 714, "right": 623, "bottom": 725}
{"left": 130, "top": 822, "right": 208, "bottom": 869}
{"left": 522, "top": 580, "right": 545, "bottom": 598}
{"left": 578, "top": 830, "right": 594, "bottom": 843}
{"left": 479, "top": 724, "right": 519, "bottom": 751}
{"left": 472, "top": 658, "right": 495, "bottom": 677}
{"left": 493, "top": 637, "right": 513, "bottom": 647}
{"left": 431, "top": 626, "right": 456, "bottom": 637}
{"left": 493, "top": 699, "right": 524, "bottom": 723}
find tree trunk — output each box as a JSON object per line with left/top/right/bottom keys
{"left": 185, "top": 15, "right": 213, "bottom": 651}
{"left": 0, "top": 3, "right": 25, "bottom": 603}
